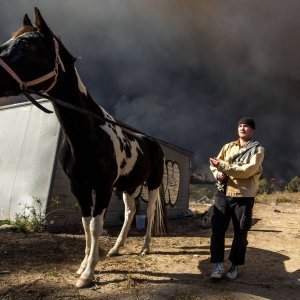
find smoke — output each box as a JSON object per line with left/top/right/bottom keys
{"left": 1, "top": 0, "right": 300, "bottom": 180}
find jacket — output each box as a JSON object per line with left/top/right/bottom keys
{"left": 210, "top": 140, "right": 264, "bottom": 197}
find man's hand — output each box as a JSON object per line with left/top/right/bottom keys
{"left": 216, "top": 172, "right": 226, "bottom": 181}
{"left": 209, "top": 157, "right": 221, "bottom": 167}
{"left": 210, "top": 158, "right": 227, "bottom": 181}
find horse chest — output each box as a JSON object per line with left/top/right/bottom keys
{"left": 100, "top": 123, "right": 144, "bottom": 178}
{"left": 60, "top": 141, "right": 117, "bottom": 183}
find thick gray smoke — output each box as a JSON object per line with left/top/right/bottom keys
{"left": 1, "top": 0, "right": 300, "bottom": 180}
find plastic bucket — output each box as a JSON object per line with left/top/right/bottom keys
{"left": 136, "top": 214, "right": 146, "bottom": 229}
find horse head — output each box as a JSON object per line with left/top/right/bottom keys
{"left": 0, "top": 7, "right": 74, "bottom": 98}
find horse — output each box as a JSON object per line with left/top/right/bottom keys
{"left": 0, "top": 8, "right": 167, "bottom": 288}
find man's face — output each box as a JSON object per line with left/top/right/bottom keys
{"left": 238, "top": 124, "right": 254, "bottom": 140}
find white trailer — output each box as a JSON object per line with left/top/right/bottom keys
{"left": 0, "top": 100, "right": 190, "bottom": 231}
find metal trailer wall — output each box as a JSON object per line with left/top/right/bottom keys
{"left": 0, "top": 101, "right": 60, "bottom": 221}
{"left": 0, "top": 101, "right": 190, "bottom": 231}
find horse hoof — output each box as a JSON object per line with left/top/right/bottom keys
{"left": 107, "top": 249, "right": 119, "bottom": 257}
{"left": 76, "top": 267, "right": 85, "bottom": 276}
{"left": 141, "top": 248, "right": 150, "bottom": 255}
{"left": 75, "top": 277, "right": 93, "bottom": 289}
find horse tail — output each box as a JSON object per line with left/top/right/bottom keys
{"left": 145, "top": 138, "right": 167, "bottom": 236}
{"left": 152, "top": 186, "right": 167, "bottom": 236}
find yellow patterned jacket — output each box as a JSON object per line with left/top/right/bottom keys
{"left": 210, "top": 140, "right": 264, "bottom": 197}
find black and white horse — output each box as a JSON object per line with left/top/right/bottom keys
{"left": 0, "top": 8, "right": 167, "bottom": 288}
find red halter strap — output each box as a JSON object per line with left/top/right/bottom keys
{"left": 0, "top": 38, "right": 65, "bottom": 93}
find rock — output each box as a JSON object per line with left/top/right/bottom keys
{"left": 0, "top": 224, "right": 15, "bottom": 232}
{"left": 196, "top": 196, "right": 215, "bottom": 205}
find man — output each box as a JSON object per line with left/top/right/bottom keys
{"left": 209, "top": 117, "right": 264, "bottom": 280}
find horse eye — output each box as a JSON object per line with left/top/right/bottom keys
{"left": 18, "top": 39, "right": 30, "bottom": 48}
{"left": 22, "top": 41, "right": 30, "bottom": 48}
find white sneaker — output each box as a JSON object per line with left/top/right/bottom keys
{"left": 210, "top": 263, "right": 224, "bottom": 279}
{"left": 226, "top": 264, "right": 238, "bottom": 280}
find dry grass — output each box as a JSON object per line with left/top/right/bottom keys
{"left": 1, "top": 193, "right": 300, "bottom": 299}
{"left": 190, "top": 184, "right": 300, "bottom": 205}
{"left": 255, "top": 191, "right": 300, "bottom": 204}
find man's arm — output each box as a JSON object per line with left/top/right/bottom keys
{"left": 210, "top": 144, "right": 228, "bottom": 180}
{"left": 216, "top": 147, "right": 264, "bottom": 179}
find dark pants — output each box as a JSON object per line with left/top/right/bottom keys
{"left": 210, "top": 193, "right": 255, "bottom": 265}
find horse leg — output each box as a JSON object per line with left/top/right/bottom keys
{"left": 107, "top": 188, "right": 139, "bottom": 257}
{"left": 76, "top": 216, "right": 92, "bottom": 275}
{"left": 76, "top": 186, "right": 112, "bottom": 288}
{"left": 141, "top": 187, "right": 159, "bottom": 255}
{"left": 70, "top": 184, "right": 93, "bottom": 276}
{"left": 76, "top": 212, "right": 105, "bottom": 288}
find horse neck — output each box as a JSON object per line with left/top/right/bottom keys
{"left": 48, "top": 68, "right": 103, "bottom": 148}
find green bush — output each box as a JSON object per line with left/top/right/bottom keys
{"left": 285, "top": 176, "right": 300, "bottom": 193}
{"left": 269, "top": 178, "right": 281, "bottom": 193}
{"left": 14, "top": 198, "right": 46, "bottom": 232}
{"left": 0, "top": 220, "right": 11, "bottom": 226}
{"left": 258, "top": 178, "right": 282, "bottom": 194}
{"left": 258, "top": 178, "right": 269, "bottom": 194}
{"left": 190, "top": 185, "right": 214, "bottom": 201}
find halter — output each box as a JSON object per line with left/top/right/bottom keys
{"left": 0, "top": 37, "right": 65, "bottom": 113}
{"left": 0, "top": 35, "right": 133, "bottom": 125}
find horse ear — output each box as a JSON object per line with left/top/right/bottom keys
{"left": 23, "top": 14, "right": 33, "bottom": 26}
{"left": 34, "top": 7, "right": 53, "bottom": 37}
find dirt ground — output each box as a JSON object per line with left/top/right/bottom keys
{"left": 0, "top": 201, "right": 299, "bottom": 300}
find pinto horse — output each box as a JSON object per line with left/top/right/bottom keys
{"left": 0, "top": 8, "right": 167, "bottom": 288}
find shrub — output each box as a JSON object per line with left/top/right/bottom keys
{"left": 258, "top": 178, "right": 282, "bottom": 194}
{"left": 268, "top": 178, "right": 281, "bottom": 193}
{"left": 14, "top": 198, "right": 46, "bottom": 232}
{"left": 258, "top": 178, "right": 269, "bottom": 194}
{"left": 190, "top": 185, "right": 214, "bottom": 201}
{"left": 285, "top": 176, "right": 300, "bottom": 193}
{"left": 0, "top": 220, "right": 11, "bottom": 226}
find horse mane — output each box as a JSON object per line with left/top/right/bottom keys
{"left": 12, "top": 25, "right": 37, "bottom": 39}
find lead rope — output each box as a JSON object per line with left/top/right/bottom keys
{"left": 25, "top": 88, "right": 146, "bottom": 134}
{"left": 24, "top": 88, "right": 195, "bottom": 156}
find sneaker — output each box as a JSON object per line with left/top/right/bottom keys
{"left": 210, "top": 262, "right": 224, "bottom": 279}
{"left": 226, "top": 264, "right": 238, "bottom": 280}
